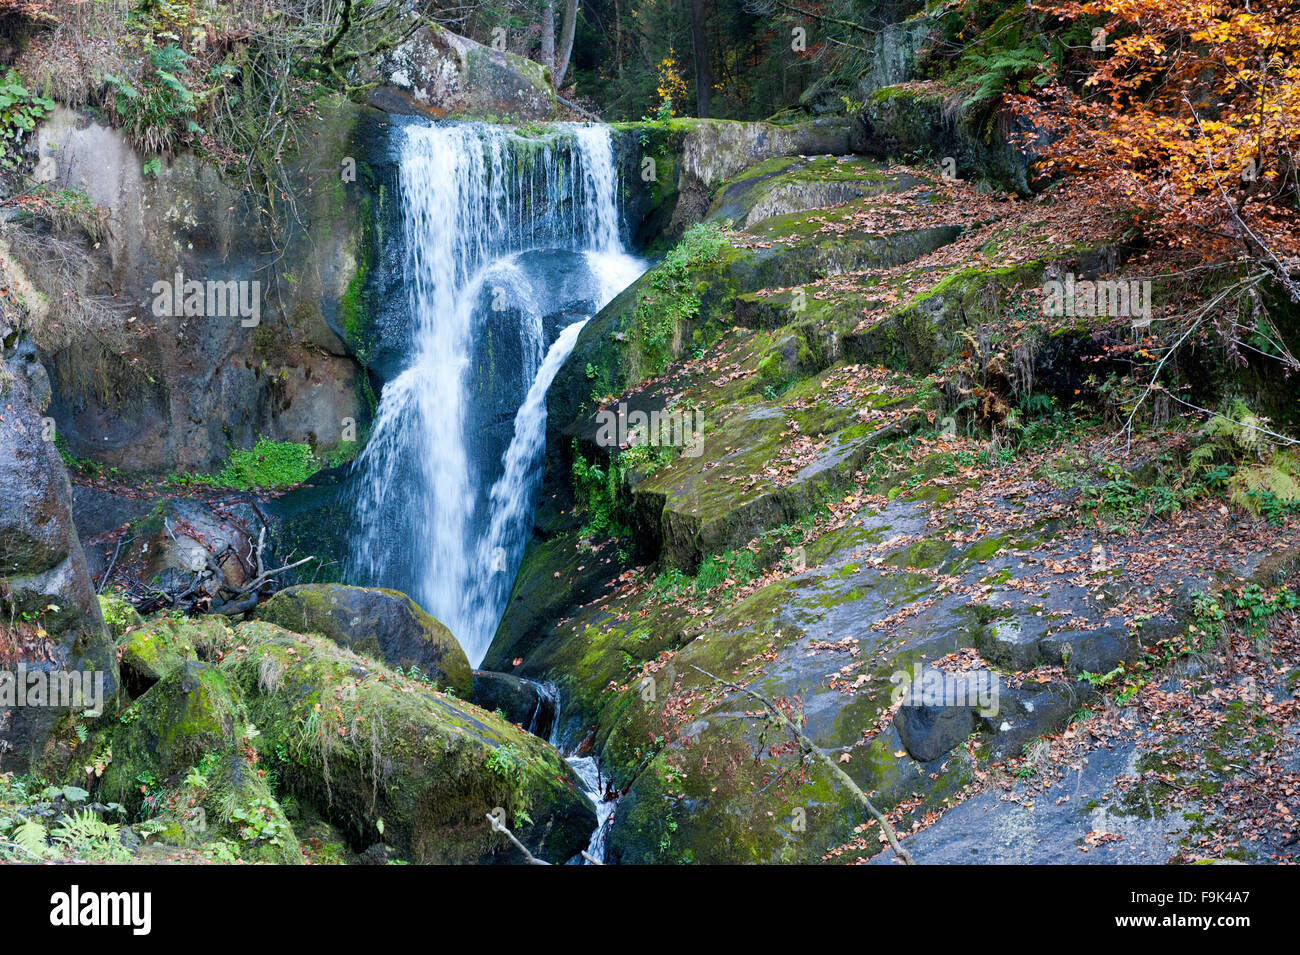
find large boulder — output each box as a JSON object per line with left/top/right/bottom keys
{"left": 362, "top": 25, "right": 557, "bottom": 121}
{"left": 0, "top": 357, "right": 118, "bottom": 770}
{"left": 254, "top": 583, "right": 473, "bottom": 699}
{"left": 613, "top": 117, "right": 856, "bottom": 244}
{"left": 223, "top": 622, "right": 594, "bottom": 864}
{"left": 854, "top": 82, "right": 1035, "bottom": 194}
{"left": 894, "top": 670, "right": 979, "bottom": 762}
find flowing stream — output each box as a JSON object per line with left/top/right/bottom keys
{"left": 350, "top": 122, "right": 640, "bottom": 862}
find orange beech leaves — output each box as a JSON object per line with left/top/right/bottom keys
{"left": 1010, "top": 0, "right": 1300, "bottom": 268}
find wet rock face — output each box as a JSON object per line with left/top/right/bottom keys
{"left": 489, "top": 145, "right": 1300, "bottom": 864}
{"left": 254, "top": 583, "right": 473, "bottom": 699}
{"left": 363, "top": 25, "right": 557, "bottom": 121}
{"left": 23, "top": 102, "right": 383, "bottom": 475}
{"left": 472, "top": 670, "right": 557, "bottom": 740}
{"left": 0, "top": 359, "right": 117, "bottom": 770}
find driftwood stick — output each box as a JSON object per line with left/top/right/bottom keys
{"left": 228, "top": 555, "right": 315, "bottom": 598}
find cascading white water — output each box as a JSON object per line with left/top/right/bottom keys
{"left": 352, "top": 121, "right": 644, "bottom": 667}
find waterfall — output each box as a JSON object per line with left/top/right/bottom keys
{"left": 351, "top": 121, "right": 644, "bottom": 667}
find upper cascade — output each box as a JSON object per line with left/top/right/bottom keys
{"left": 351, "top": 121, "right": 641, "bottom": 666}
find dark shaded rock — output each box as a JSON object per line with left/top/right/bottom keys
{"left": 139, "top": 499, "right": 261, "bottom": 597}
{"left": 979, "top": 681, "right": 1089, "bottom": 760}
{"left": 472, "top": 670, "right": 556, "bottom": 739}
{"left": 254, "top": 583, "right": 472, "bottom": 698}
{"left": 895, "top": 669, "right": 978, "bottom": 762}
{"left": 856, "top": 84, "right": 1036, "bottom": 195}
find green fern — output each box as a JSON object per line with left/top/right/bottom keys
{"left": 1231, "top": 449, "right": 1300, "bottom": 516}
{"left": 51, "top": 809, "right": 128, "bottom": 861}
{"left": 12, "top": 818, "right": 49, "bottom": 858}
{"left": 1188, "top": 398, "right": 1273, "bottom": 475}
{"left": 958, "top": 47, "right": 1049, "bottom": 106}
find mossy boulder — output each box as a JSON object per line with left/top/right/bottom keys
{"left": 254, "top": 584, "right": 472, "bottom": 699}
{"left": 97, "top": 593, "right": 143, "bottom": 640}
{"left": 117, "top": 615, "right": 232, "bottom": 699}
{"left": 96, "top": 658, "right": 303, "bottom": 863}
{"left": 704, "top": 155, "right": 903, "bottom": 229}
{"left": 101, "top": 661, "right": 241, "bottom": 796}
{"left": 612, "top": 117, "right": 855, "bottom": 244}
{"left": 119, "top": 623, "right": 199, "bottom": 699}
{"left": 856, "top": 82, "right": 1034, "bottom": 194}
{"left": 222, "top": 622, "right": 594, "bottom": 864}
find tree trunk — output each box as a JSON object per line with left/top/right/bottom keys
{"left": 540, "top": 3, "right": 556, "bottom": 76}
{"left": 614, "top": 0, "right": 623, "bottom": 79}
{"left": 554, "top": 0, "right": 578, "bottom": 89}
{"left": 688, "top": 0, "right": 712, "bottom": 117}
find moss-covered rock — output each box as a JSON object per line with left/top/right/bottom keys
{"left": 97, "top": 592, "right": 143, "bottom": 640}
{"left": 612, "top": 117, "right": 855, "bottom": 244}
{"left": 705, "top": 155, "right": 902, "bottom": 229}
{"left": 254, "top": 584, "right": 473, "bottom": 699}
{"left": 856, "top": 82, "right": 1034, "bottom": 194}
{"left": 101, "top": 660, "right": 240, "bottom": 796}
{"left": 222, "top": 622, "right": 594, "bottom": 864}
{"left": 119, "top": 620, "right": 200, "bottom": 699}
{"left": 94, "top": 658, "right": 301, "bottom": 863}
{"left": 117, "top": 614, "right": 232, "bottom": 699}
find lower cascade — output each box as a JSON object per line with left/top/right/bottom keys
{"left": 350, "top": 121, "right": 644, "bottom": 666}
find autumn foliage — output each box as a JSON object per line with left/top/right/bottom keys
{"left": 1010, "top": 0, "right": 1300, "bottom": 274}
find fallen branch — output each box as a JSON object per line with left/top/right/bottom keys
{"left": 95, "top": 535, "right": 129, "bottom": 595}
{"left": 485, "top": 813, "right": 549, "bottom": 865}
{"left": 557, "top": 94, "right": 602, "bottom": 123}
{"left": 690, "top": 664, "right": 915, "bottom": 864}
